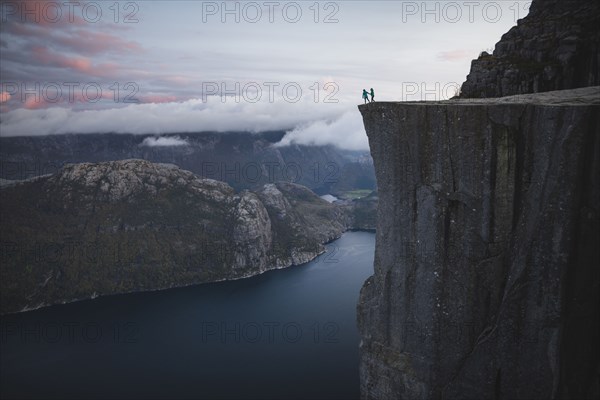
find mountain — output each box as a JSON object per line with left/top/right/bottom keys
{"left": 358, "top": 86, "right": 599, "bottom": 399}
{"left": 357, "top": 0, "right": 600, "bottom": 398}
{"left": 342, "top": 191, "right": 378, "bottom": 232}
{"left": 0, "top": 160, "right": 349, "bottom": 314}
{"left": 460, "top": 0, "right": 599, "bottom": 98}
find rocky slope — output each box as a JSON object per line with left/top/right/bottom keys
{"left": 460, "top": 0, "right": 599, "bottom": 98}
{"left": 0, "top": 159, "right": 348, "bottom": 314}
{"left": 358, "top": 87, "right": 599, "bottom": 399}
{"left": 342, "top": 191, "right": 378, "bottom": 232}
{"left": 256, "top": 181, "right": 349, "bottom": 265}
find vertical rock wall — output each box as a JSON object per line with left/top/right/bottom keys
{"left": 357, "top": 88, "right": 600, "bottom": 399}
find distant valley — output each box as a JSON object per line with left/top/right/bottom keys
{"left": 0, "top": 132, "right": 377, "bottom": 314}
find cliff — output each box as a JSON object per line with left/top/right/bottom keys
{"left": 357, "top": 86, "right": 600, "bottom": 399}
{"left": 460, "top": 0, "right": 599, "bottom": 98}
{"left": 343, "top": 191, "right": 378, "bottom": 231}
{"left": 0, "top": 160, "right": 347, "bottom": 314}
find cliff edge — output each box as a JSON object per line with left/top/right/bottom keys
{"left": 357, "top": 86, "right": 599, "bottom": 399}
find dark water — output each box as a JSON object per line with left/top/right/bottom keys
{"left": 1, "top": 231, "right": 375, "bottom": 400}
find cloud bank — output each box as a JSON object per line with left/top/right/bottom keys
{"left": 0, "top": 97, "right": 369, "bottom": 150}
{"left": 0, "top": 1, "right": 524, "bottom": 153}
{"left": 277, "top": 111, "right": 368, "bottom": 151}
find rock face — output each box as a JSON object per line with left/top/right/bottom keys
{"left": 256, "top": 181, "right": 349, "bottom": 266}
{"left": 343, "top": 191, "right": 378, "bottom": 232}
{"left": 357, "top": 87, "right": 600, "bottom": 399}
{"left": 0, "top": 160, "right": 347, "bottom": 314}
{"left": 460, "top": 0, "right": 599, "bottom": 98}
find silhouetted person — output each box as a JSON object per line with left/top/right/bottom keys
{"left": 363, "top": 89, "right": 370, "bottom": 104}
{"left": 370, "top": 88, "right": 375, "bottom": 102}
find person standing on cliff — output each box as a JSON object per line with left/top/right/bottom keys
{"left": 363, "top": 89, "right": 370, "bottom": 104}
{"left": 370, "top": 88, "right": 375, "bottom": 102}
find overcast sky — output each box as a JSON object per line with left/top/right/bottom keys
{"left": 0, "top": 0, "right": 531, "bottom": 148}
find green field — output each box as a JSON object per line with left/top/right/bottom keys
{"left": 338, "top": 189, "right": 373, "bottom": 200}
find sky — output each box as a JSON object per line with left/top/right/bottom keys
{"left": 0, "top": 0, "right": 532, "bottom": 149}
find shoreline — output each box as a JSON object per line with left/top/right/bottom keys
{"left": 1, "top": 229, "right": 376, "bottom": 316}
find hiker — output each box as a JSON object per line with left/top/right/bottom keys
{"left": 370, "top": 88, "right": 375, "bottom": 102}
{"left": 362, "top": 89, "right": 370, "bottom": 104}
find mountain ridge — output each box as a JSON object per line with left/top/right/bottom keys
{"left": 0, "top": 159, "right": 365, "bottom": 315}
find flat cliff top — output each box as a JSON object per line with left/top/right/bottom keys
{"left": 357, "top": 80, "right": 600, "bottom": 400}
{"left": 359, "top": 86, "right": 600, "bottom": 109}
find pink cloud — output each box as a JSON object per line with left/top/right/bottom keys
{"left": 163, "top": 76, "right": 193, "bottom": 87}
{"left": 0, "top": 92, "right": 11, "bottom": 103}
{"left": 32, "top": 46, "right": 92, "bottom": 72}
{"left": 31, "top": 47, "right": 122, "bottom": 78}
{"left": 437, "top": 49, "right": 473, "bottom": 62}
{"left": 19, "top": 86, "right": 117, "bottom": 110}
{"left": 8, "top": 0, "right": 87, "bottom": 27}
{"left": 92, "top": 62, "right": 121, "bottom": 78}
{"left": 138, "top": 95, "right": 180, "bottom": 104}
{"left": 23, "top": 95, "right": 49, "bottom": 110}
{"left": 66, "top": 57, "right": 93, "bottom": 72}
{"left": 4, "top": 2, "right": 143, "bottom": 57}
{"left": 54, "top": 29, "right": 143, "bottom": 56}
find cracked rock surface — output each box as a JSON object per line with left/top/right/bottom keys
{"left": 460, "top": 0, "right": 599, "bottom": 98}
{"left": 357, "top": 86, "right": 600, "bottom": 399}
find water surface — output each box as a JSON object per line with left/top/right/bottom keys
{"left": 1, "top": 231, "right": 375, "bottom": 399}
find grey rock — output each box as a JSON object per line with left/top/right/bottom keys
{"left": 0, "top": 160, "right": 349, "bottom": 314}
{"left": 256, "top": 181, "right": 349, "bottom": 267}
{"left": 231, "top": 190, "right": 272, "bottom": 273}
{"left": 357, "top": 86, "right": 600, "bottom": 399}
{"left": 341, "top": 191, "right": 378, "bottom": 232}
{"left": 460, "top": 0, "right": 599, "bottom": 98}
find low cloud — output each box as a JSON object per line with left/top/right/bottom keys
{"left": 277, "top": 111, "right": 368, "bottom": 151}
{"left": 0, "top": 97, "right": 369, "bottom": 150}
{"left": 140, "top": 136, "right": 189, "bottom": 147}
